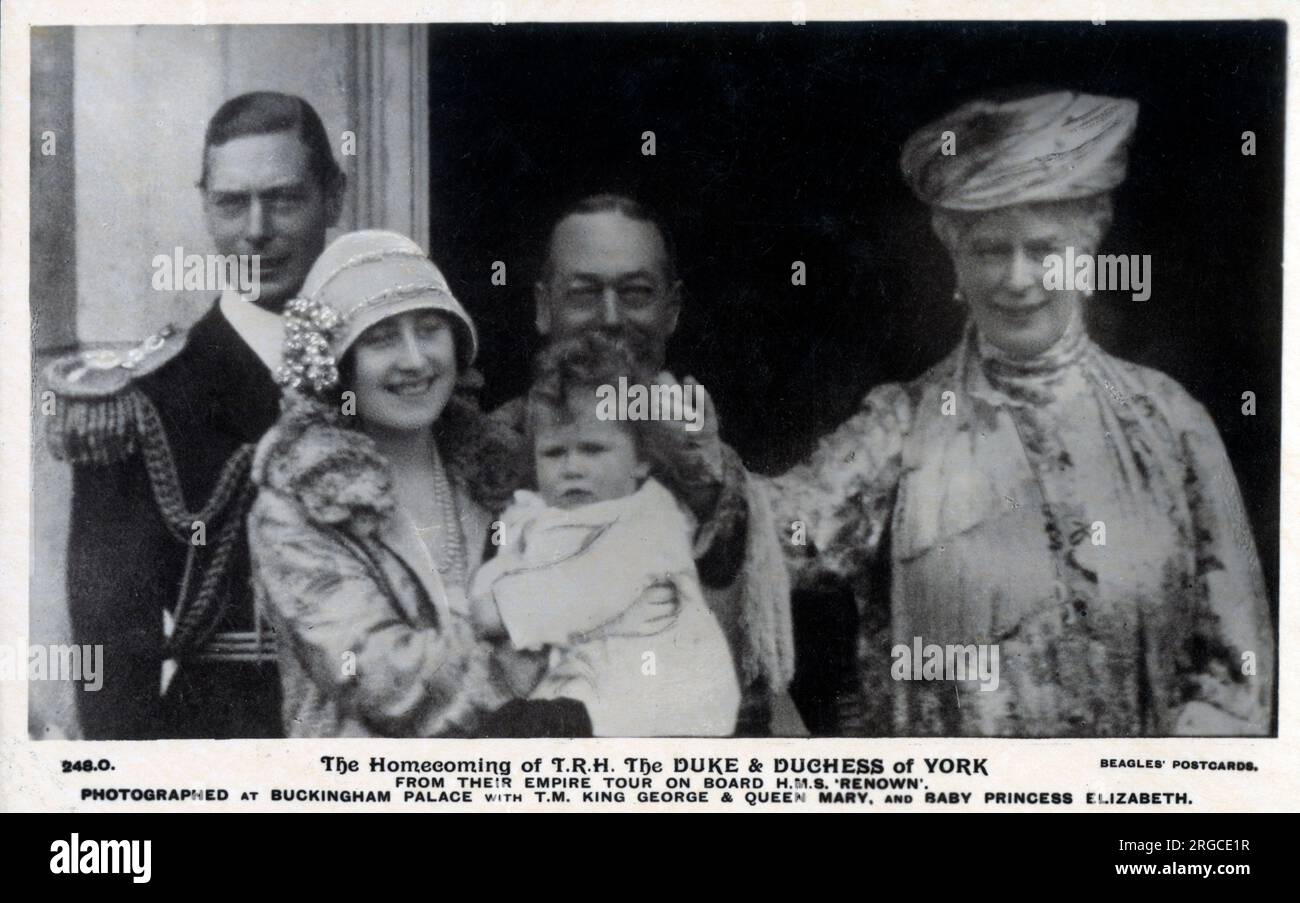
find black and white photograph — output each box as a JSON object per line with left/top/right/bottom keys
{"left": 2, "top": 1, "right": 1295, "bottom": 827}
{"left": 22, "top": 15, "right": 1285, "bottom": 743}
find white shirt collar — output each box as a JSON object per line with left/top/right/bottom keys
{"left": 218, "top": 289, "right": 284, "bottom": 373}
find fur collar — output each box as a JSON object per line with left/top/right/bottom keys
{"left": 252, "top": 392, "right": 530, "bottom": 535}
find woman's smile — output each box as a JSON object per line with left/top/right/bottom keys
{"left": 351, "top": 309, "right": 461, "bottom": 433}
{"left": 384, "top": 373, "right": 440, "bottom": 397}
{"left": 989, "top": 296, "right": 1053, "bottom": 322}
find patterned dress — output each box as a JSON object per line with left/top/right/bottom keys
{"left": 769, "top": 309, "right": 1274, "bottom": 736}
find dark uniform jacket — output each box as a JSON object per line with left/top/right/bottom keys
{"left": 67, "top": 301, "right": 283, "bottom": 739}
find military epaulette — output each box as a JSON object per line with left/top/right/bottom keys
{"left": 43, "top": 324, "right": 188, "bottom": 466}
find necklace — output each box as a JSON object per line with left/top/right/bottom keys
{"left": 408, "top": 441, "right": 469, "bottom": 591}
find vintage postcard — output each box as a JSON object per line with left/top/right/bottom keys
{"left": 1, "top": 0, "right": 1296, "bottom": 816}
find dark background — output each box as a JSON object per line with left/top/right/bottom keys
{"left": 427, "top": 20, "right": 1285, "bottom": 617}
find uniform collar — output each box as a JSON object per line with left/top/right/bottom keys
{"left": 185, "top": 299, "right": 282, "bottom": 442}
{"left": 219, "top": 289, "right": 284, "bottom": 373}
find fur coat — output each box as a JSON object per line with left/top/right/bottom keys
{"left": 247, "top": 393, "right": 534, "bottom": 737}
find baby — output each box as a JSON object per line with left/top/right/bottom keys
{"left": 470, "top": 331, "right": 740, "bottom": 737}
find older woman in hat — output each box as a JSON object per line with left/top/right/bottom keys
{"left": 247, "top": 230, "right": 597, "bottom": 737}
{"left": 770, "top": 92, "right": 1273, "bottom": 736}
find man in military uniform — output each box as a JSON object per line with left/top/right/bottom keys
{"left": 54, "top": 92, "right": 345, "bottom": 738}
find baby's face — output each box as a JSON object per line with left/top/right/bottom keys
{"left": 534, "top": 403, "right": 649, "bottom": 510}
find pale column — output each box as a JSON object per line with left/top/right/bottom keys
{"left": 351, "top": 24, "right": 430, "bottom": 250}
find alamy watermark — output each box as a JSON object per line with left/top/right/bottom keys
{"left": 151, "top": 247, "right": 262, "bottom": 301}
{"left": 1043, "top": 247, "right": 1151, "bottom": 302}
{"left": 50, "top": 834, "right": 151, "bottom": 884}
{"left": 891, "top": 636, "right": 1000, "bottom": 691}
{"left": 595, "top": 377, "right": 705, "bottom": 432}
{"left": 0, "top": 639, "right": 103, "bottom": 691}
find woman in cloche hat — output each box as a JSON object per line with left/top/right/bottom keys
{"left": 248, "top": 230, "right": 593, "bottom": 737}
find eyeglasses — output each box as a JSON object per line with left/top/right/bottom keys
{"left": 561, "top": 278, "right": 663, "bottom": 310}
